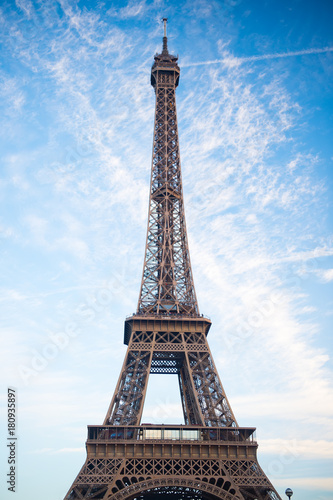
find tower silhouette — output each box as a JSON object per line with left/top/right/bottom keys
{"left": 64, "top": 20, "right": 282, "bottom": 500}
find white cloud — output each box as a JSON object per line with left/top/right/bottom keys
{"left": 118, "top": 1, "right": 147, "bottom": 19}
{"left": 55, "top": 236, "right": 89, "bottom": 260}
{"left": 183, "top": 46, "right": 333, "bottom": 68}
{"left": 29, "top": 446, "right": 85, "bottom": 454}
{"left": 52, "top": 447, "right": 85, "bottom": 454}
{"left": 15, "top": 0, "right": 34, "bottom": 18}
{"left": 274, "top": 477, "right": 333, "bottom": 491}
{"left": 0, "top": 289, "right": 28, "bottom": 302}
{"left": 259, "top": 439, "right": 333, "bottom": 459}
{"left": 30, "top": 448, "right": 53, "bottom": 454}
{"left": 317, "top": 269, "right": 333, "bottom": 283}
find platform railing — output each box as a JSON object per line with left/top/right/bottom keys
{"left": 87, "top": 425, "right": 256, "bottom": 443}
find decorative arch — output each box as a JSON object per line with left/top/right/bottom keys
{"left": 107, "top": 477, "right": 240, "bottom": 500}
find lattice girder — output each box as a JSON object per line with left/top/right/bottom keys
{"left": 104, "top": 348, "right": 152, "bottom": 426}
{"left": 137, "top": 49, "right": 198, "bottom": 316}
{"left": 104, "top": 317, "right": 236, "bottom": 428}
{"left": 64, "top": 433, "right": 279, "bottom": 500}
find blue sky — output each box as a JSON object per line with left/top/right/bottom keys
{"left": 0, "top": 1, "right": 332, "bottom": 499}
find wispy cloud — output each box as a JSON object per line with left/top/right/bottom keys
{"left": 182, "top": 47, "right": 333, "bottom": 68}
{"left": 183, "top": 46, "right": 333, "bottom": 68}
{"left": 108, "top": 0, "right": 147, "bottom": 19}
{"left": 30, "top": 446, "right": 85, "bottom": 454}
{"left": 316, "top": 269, "right": 333, "bottom": 283}
{"left": 274, "top": 477, "right": 333, "bottom": 491}
{"left": 259, "top": 439, "right": 333, "bottom": 459}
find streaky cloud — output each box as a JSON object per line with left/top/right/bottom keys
{"left": 183, "top": 46, "right": 333, "bottom": 68}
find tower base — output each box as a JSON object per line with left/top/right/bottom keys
{"left": 64, "top": 425, "right": 281, "bottom": 500}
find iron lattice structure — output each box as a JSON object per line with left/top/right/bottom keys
{"left": 137, "top": 31, "right": 198, "bottom": 316}
{"left": 64, "top": 20, "right": 282, "bottom": 500}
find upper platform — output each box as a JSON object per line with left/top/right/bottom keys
{"left": 124, "top": 314, "right": 212, "bottom": 345}
{"left": 151, "top": 19, "right": 180, "bottom": 88}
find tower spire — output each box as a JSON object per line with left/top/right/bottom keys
{"left": 162, "top": 17, "right": 168, "bottom": 54}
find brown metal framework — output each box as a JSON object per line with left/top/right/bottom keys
{"left": 64, "top": 20, "right": 282, "bottom": 500}
{"left": 137, "top": 25, "right": 198, "bottom": 317}
{"left": 104, "top": 317, "right": 236, "bottom": 428}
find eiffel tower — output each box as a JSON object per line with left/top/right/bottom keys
{"left": 64, "top": 19, "right": 282, "bottom": 500}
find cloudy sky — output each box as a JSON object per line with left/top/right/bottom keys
{"left": 0, "top": 1, "right": 332, "bottom": 499}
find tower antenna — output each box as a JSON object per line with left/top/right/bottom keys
{"left": 163, "top": 17, "right": 167, "bottom": 37}
{"left": 162, "top": 17, "right": 168, "bottom": 54}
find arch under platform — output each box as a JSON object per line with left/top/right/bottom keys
{"left": 107, "top": 477, "right": 239, "bottom": 500}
